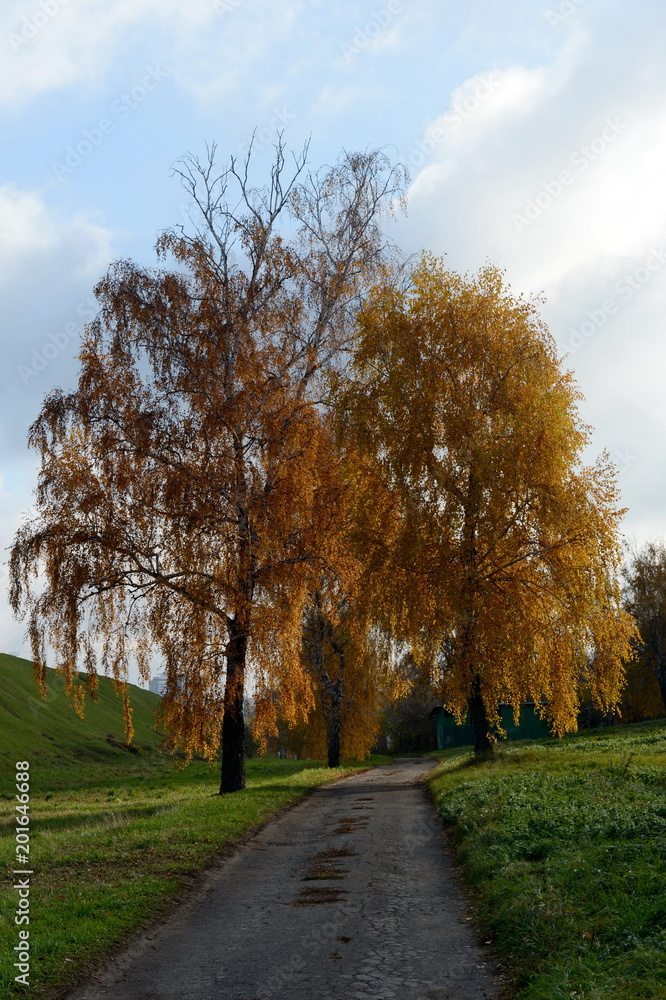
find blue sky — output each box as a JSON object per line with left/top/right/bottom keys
{"left": 2, "top": 0, "right": 666, "bottom": 667}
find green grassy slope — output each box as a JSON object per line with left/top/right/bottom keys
{"left": 429, "top": 720, "right": 666, "bottom": 1000}
{"left": 0, "top": 653, "right": 163, "bottom": 772}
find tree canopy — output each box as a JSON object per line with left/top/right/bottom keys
{"left": 336, "top": 256, "right": 637, "bottom": 752}
{"left": 623, "top": 540, "right": 666, "bottom": 715}
{"left": 10, "top": 149, "right": 640, "bottom": 775}
{"left": 10, "top": 140, "right": 407, "bottom": 791}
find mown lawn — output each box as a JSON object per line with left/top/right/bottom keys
{"left": 429, "top": 720, "right": 666, "bottom": 1000}
{"left": 0, "top": 754, "right": 388, "bottom": 998}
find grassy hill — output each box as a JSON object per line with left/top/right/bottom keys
{"left": 429, "top": 720, "right": 666, "bottom": 1000}
{"left": 0, "top": 652, "right": 164, "bottom": 773}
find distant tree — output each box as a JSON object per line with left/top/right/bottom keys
{"left": 301, "top": 592, "right": 350, "bottom": 768}
{"left": 256, "top": 695, "right": 310, "bottom": 759}
{"left": 295, "top": 421, "right": 407, "bottom": 767}
{"left": 337, "top": 256, "right": 637, "bottom": 754}
{"left": 617, "top": 657, "right": 664, "bottom": 722}
{"left": 622, "top": 541, "right": 666, "bottom": 715}
{"left": 300, "top": 590, "right": 389, "bottom": 766}
{"left": 377, "top": 654, "right": 438, "bottom": 754}
{"left": 9, "top": 139, "right": 407, "bottom": 793}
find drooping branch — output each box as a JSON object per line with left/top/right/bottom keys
{"left": 11, "top": 139, "right": 408, "bottom": 790}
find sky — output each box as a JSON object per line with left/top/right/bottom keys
{"left": 1, "top": 0, "right": 665, "bottom": 674}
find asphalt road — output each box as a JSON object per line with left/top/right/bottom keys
{"left": 68, "top": 759, "right": 501, "bottom": 1000}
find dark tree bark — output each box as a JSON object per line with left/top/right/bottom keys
{"left": 326, "top": 678, "right": 342, "bottom": 767}
{"left": 220, "top": 620, "right": 247, "bottom": 793}
{"left": 302, "top": 596, "right": 346, "bottom": 767}
{"left": 469, "top": 673, "right": 492, "bottom": 756}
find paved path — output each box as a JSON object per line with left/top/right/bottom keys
{"left": 69, "top": 760, "right": 501, "bottom": 1000}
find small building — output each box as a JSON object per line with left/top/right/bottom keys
{"left": 430, "top": 702, "right": 552, "bottom": 750}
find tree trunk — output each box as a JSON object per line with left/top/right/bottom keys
{"left": 327, "top": 685, "right": 342, "bottom": 768}
{"left": 303, "top": 597, "right": 345, "bottom": 768}
{"left": 220, "top": 621, "right": 247, "bottom": 793}
{"left": 326, "top": 639, "right": 345, "bottom": 768}
{"left": 469, "top": 674, "right": 492, "bottom": 756}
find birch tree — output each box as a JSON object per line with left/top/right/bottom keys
{"left": 337, "top": 256, "right": 637, "bottom": 753}
{"left": 10, "top": 139, "right": 406, "bottom": 792}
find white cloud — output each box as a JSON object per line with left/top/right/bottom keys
{"left": 0, "top": 0, "right": 213, "bottom": 108}
{"left": 0, "top": 459, "right": 38, "bottom": 659}
{"left": 0, "top": 184, "right": 113, "bottom": 432}
{"left": 0, "top": 185, "right": 114, "bottom": 657}
{"left": 0, "top": 184, "right": 112, "bottom": 283}
{"left": 0, "top": 0, "right": 309, "bottom": 110}
{"left": 402, "top": 25, "right": 666, "bottom": 291}
{"left": 397, "top": 21, "right": 666, "bottom": 544}
{"left": 441, "top": 65, "right": 548, "bottom": 141}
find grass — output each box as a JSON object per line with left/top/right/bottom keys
{"left": 0, "top": 653, "right": 390, "bottom": 998}
{"left": 0, "top": 652, "right": 164, "bottom": 768}
{"left": 429, "top": 719, "right": 666, "bottom": 1000}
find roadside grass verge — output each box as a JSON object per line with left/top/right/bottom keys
{"left": 429, "top": 720, "right": 666, "bottom": 1000}
{"left": 1, "top": 754, "right": 390, "bottom": 998}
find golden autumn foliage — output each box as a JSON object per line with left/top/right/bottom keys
{"left": 258, "top": 419, "right": 406, "bottom": 766}
{"left": 336, "top": 256, "right": 638, "bottom": 752}
{"left": 10, "top": 144, "right": 641, "bottom": 776}
{"left": 9, "top": 142, "right": 407, "bottom": 792}
{"left": 299, "top": 593, "right": 396, "bottom": 765}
